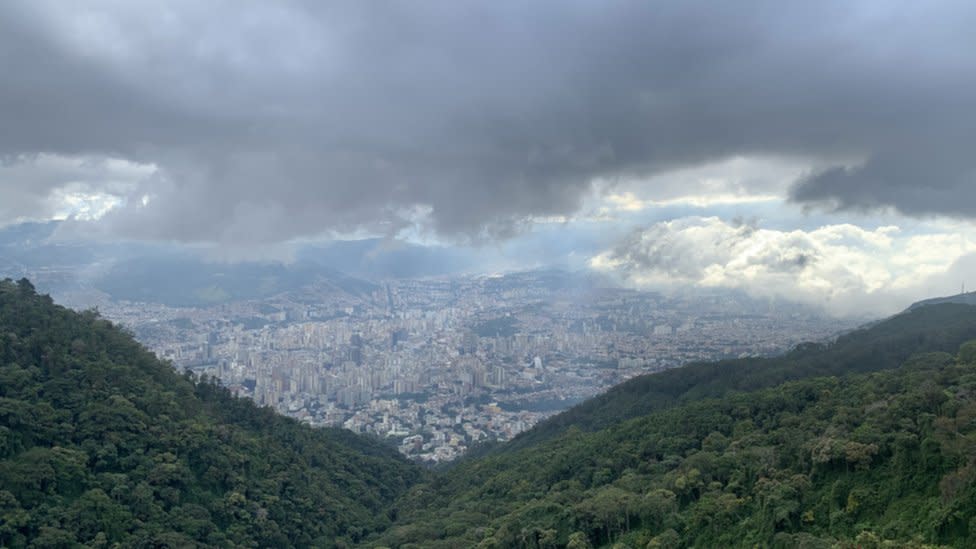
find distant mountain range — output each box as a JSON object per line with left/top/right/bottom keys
{"left": 0, "top": 221, "right": 480, "bottom": 306}
{"left": 0, "top": 221, "right": 615, "bottom": 307}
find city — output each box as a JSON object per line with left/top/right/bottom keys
{"left": 59, "top": 270, "right": 855, "bottom": 462}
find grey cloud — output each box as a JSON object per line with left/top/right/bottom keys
{"left": 601, "top": 217, "right": 818, "bottom": 283}
{"left": 1, "top": 1, "right": 974, "bottom": 244}
{"left": 790, "top": 145, "right": 976, "bottom": 217}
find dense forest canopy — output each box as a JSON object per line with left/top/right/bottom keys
{"left": 0, "top": 278, "right": 424, "bottom": 548}
{"left": 4, "top": 278, "right": 976, "bottom": 548}
{"left": 369, "top": 307, "right": 976, "bottom": 548}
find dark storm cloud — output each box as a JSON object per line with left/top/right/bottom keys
{"left": 791, "top": 144, "right": 976, "bottom": 217}
{"left": 1, "top": 1, "right": 974, "bottom": 244}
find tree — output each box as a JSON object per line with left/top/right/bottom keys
{"left": 959, "top": 340, "right": 976, "bottom": 364}
{"left": 646, "top": 529, "right": 680, "bottom": 549}
{"left": 566, "top": 531, "right": 593, "bottom": 549}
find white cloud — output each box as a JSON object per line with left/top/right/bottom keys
{"left": 0, "top": 153, "right": 155, "bottom": 226}
{"left": 50, "top": 188, "right": 123, "bottom": 221}
{"left": 590, "top": 216, "right": 976, "bottom": 316}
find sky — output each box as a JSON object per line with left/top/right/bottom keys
{"left": 1, "top": 0, "right": 975, "bottom": 316}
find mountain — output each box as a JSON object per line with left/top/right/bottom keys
{"left": 299, "top": 238, "right": 478, "bottom": 279}
{"left": 499, "top": 303, "right": 976, "bottom": 454}
{"left": 909, "top": 291, "right": 976, "bottom": 310}
{"left": 0, "top": 222, "right": 458, "bottom": 306}
{"left": 371, "top": 303, "right": 976, "bottom": 548}
{"left": 0, "top": 279, "right": 424, "bottom": 548}
{"left": 93, "top": 253, "right": 379, "bottom": 307}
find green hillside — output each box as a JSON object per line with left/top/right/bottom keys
{"left": 501, "top": 303, "right": 976, "bottom": 454}
{"left": 0, "top": 279, "right": 424, "bottom": 548}
{"left": 370, "top": 306, "right": 976, "bottom": 548}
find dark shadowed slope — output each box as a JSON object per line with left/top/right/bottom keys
{"left": 0, "top": 279, "right": 424, "bottom": 548}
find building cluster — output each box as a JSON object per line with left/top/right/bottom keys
{"left": 80, "top": 272, "right": 853, "bottom": 462}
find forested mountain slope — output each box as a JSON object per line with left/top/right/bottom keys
{"left": 0, "top": 279, "right": 425, "bottom": 548}
{"left": 501, "top": 303, "right": 976, "bottom": 454}
{"left": 370, "top": 304, "right": 976, "bottom": 548}
{"left": 377, "top": 345, "right": 976, "bottom": 548}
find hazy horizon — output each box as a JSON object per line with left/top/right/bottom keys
{"left": 2, "top": 1, "right": 975, "bottom": 316}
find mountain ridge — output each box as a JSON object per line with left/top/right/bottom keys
{"left": 909, "top": 291, "right": 976, "bottom": 310}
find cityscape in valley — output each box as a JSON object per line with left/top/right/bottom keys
{"left": 6, "top": 2, "right": 976, "bottom": 546}
{"left": 55, "top": 269, "right": 854, "bottom": 462}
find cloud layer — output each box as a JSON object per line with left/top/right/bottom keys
{"left": 1, "top": 1, "right": 974, "bottom": 244}
{"left": 591, "top": 217, "right": 976, "bottom": 316}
